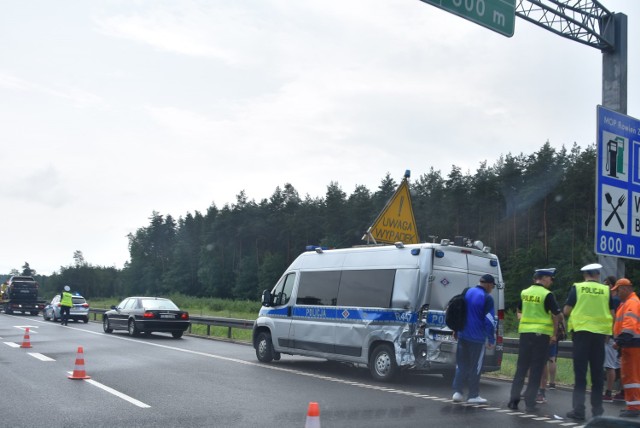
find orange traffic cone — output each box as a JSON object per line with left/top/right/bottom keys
{"left": 20, "top": 327, "right": 32, "bottom": 348}
{"left": 68, "top": 346, "right": 91, "bottom": 380}
{"left": 305, "top": 402, "right": 320, "bottom": 428}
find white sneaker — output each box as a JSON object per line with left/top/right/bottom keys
{"left": 467, "top": 396, "right": 488, "bottom": 404}
{"left": 452, "top": 392, "right": 464, "bottom": 402}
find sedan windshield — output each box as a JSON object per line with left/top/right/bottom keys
{"left": 141, "top": 299, "right": 179, "bottom": 310}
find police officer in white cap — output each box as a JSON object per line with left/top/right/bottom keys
{"left": 59, "top": 285, "right": 73, "bottom": 326}
{"left": 563, "top": 263, "right": 615, "bottom": 421}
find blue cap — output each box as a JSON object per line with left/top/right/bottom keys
{"left": 534, "top": 268, "right": 556, "bottom": 277}
{"left": 480, "top": 274, "right": 495, "bottom": 284}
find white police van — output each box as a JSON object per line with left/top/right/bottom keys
{"left": 252, "top": 238, "right": 505, "bottom": 382}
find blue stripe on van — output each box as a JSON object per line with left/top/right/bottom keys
{"left": 291, "top": 306, "right": 417, "bottom": 323}
{"left": 260, "top": 306, "right": 418, "bottom": 323}
{"left": 259, "top": 307, "right": 289, "bottom": 316}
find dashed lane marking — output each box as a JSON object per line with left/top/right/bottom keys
{"left": 29, "top": 352, "right": 54, "bottom": 361}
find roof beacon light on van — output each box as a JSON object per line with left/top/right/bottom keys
{"left": 440, "top": 239, "right": 450, "bottom": 246}
{"left": 394, "top": 242, "right": 404, "bottom": 249}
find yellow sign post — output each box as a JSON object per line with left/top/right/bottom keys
{"left": 366, "top": 179, "right": 419, "bottom": 244}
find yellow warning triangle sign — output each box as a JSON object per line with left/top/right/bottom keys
{"left": 367, "top": 179, "right": 419, "bottom": 244}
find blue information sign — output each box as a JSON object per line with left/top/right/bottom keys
{"left": 596, "top": 106, "right": 640, "bottom": 259}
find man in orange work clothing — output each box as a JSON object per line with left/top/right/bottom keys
{"left": 612, "top": 278, "right": 640, "bottom": 418}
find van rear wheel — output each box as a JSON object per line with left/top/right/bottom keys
{"left": 369, "top": 343, "right": 398, "bottom": 382}
{"left": 256, "top": 332, "right": 274, "bottom": 363}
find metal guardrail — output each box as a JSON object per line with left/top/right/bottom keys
{"left": 503, "top": 337, "right": 572, "bottom": 358}
{"left": 90, "top": 309, "right": 575, "bottom": 355}
{"left": 89, "top": 309, "right": 254, "bottom": 340}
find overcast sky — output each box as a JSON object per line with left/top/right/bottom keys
{"left": 1, "top": 1, "right": 638, "bottom": 275}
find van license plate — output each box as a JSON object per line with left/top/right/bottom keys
{"left": 433, "top": 333, "right": 455, "bottom": 342}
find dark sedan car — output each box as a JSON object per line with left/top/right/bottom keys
{"left": 102, "top": 297, "right": 190, "bottom": 338}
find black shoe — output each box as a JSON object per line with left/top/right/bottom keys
{"left": 507, "top": 400, "right": 519, "bottom": 410}
{"left": 566, "top": 410, "right": 585, "bottom": 421}
{"left": 620, "top": 409, "right": 640, "bottom": 418}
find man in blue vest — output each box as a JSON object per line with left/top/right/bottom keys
{"left": 60, "top": 285, "right": 73, "bottom": 326}
{"left": 452, "top": 274, "right": 496, "bottom": 404}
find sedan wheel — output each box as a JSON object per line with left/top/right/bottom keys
{"left": 172, "top": 331, "right": 183, "bottom": 339}
{"left": 103, "top": 316, "right": 113, "bottom": 333}
{"left": 43, "top": 310, "right": 49, "bottom": 321}
{"left": 128, "top": 319, "right": 140, "bottom": 336}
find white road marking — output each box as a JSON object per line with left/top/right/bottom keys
{"left": 29, "top": 352, "right": 55, "bottom": 361}
{"left": 4, "top": 342, "right": 20, "bottom": 348}
{"left": 66, "top": 372, "right": 151, "bottom": 408}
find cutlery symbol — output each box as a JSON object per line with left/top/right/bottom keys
{"left": 604, "top": 192, "right": 625, "bottom": 229}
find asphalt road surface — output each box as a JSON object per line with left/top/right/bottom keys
{"left": 0, "top": 313, "right": 629, "bottom": 427}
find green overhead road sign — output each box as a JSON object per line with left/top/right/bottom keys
{"left": 420, "top": 0, "right": 515, "bottom": 37}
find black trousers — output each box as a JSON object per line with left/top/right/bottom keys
{"left": 60, "top": 306, "right": 70, "bottom": 325}
{"left": 571, "top": 330, "right": 607, "bottom": 417}
{"left": 510, "top": 333, "right": 550, "bottom": 408}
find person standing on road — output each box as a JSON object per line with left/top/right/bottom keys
{"left": 563, "top": 263, "right": 615, "bottom": 421}
{"left": 508, "top": 268, "right": 562, "bottom": 412}
{"left": 60, "top": 285, "right": 73, "bottom": 326}
{"left": 603, "top": 275, "right": 623, "bottom": 403}
{"left": 452, "top": 274, "right": 496, "bottom": 405}
{"left": 537, "top": 315, "right": 564, "bottom": 402}
{"left": 612, "top": 278, "right": 640, "bottom": 418}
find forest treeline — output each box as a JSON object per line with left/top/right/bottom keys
{"left": 11, "top": 142, "right": 640, "bottom": 310}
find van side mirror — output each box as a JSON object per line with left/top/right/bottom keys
{"left": 261, "top": 290, "right": 272, "bottom": 307}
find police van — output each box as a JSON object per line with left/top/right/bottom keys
{"left": 252, "top": 238, "right": 504, "bottom": 382}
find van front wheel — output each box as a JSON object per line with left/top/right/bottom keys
{"left": 369, "top": 343, "right": 398, "bottom": 382}
{"left": 256, "top": 332, "right": 274, "bottom": 363}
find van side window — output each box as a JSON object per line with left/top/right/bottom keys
{"left": 295, "top": 269, "right": 396, "bottom": 308}
{"left": 337, "top": 269, "right": 395, "bottom": 308}
{"left": 273, "top": 273, "right": 296, "bottom": 306}
{"left": 297, "top": 271, "right": 341, "bottom": 306}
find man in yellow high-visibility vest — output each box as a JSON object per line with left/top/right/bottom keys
{"left": 60, "top": 285, "right": 73, "bottom": 326}
{"left": 563, "top": 263, "right": 615, "bottom": 421}
{"left": 508, "top": 268, "right": 562, "bottom": 413}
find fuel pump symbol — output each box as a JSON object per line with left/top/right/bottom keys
{"left": 606, "top": 137, "right": 625, "bottom": 178}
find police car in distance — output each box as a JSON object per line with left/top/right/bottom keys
{"left": 43, "top": 292, "right": 90, "bottom": 323}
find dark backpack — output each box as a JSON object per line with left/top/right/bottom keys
{"left": 445, "top": 287, "right": 470, "bottom": 332}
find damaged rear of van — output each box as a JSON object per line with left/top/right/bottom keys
{"left": 252, "top": 239, "right": 504, "bottom": 382}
